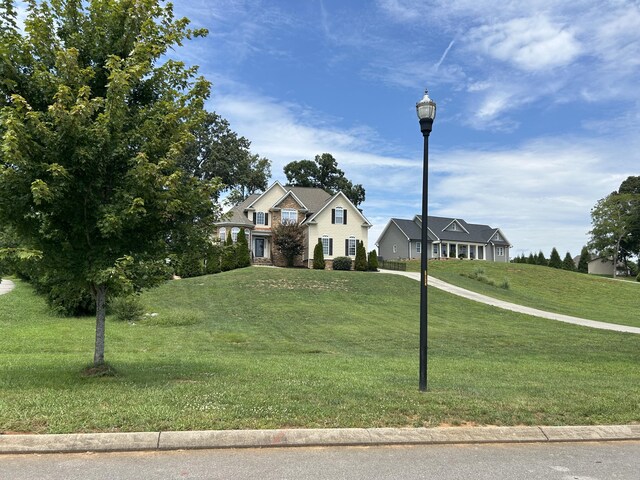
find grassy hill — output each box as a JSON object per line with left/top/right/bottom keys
{"left": 422, "top": 260, "right": 640, "bottom": 328}
{"left": 0, "top": 266, "right": 638, "bottom": 434}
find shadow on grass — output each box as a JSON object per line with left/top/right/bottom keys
{"left": 0, "top": 357, "right": 238, "bottom": 390}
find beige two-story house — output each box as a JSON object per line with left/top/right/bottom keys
{"left": 217, "top": 181, "right": 372, "bottom": 268}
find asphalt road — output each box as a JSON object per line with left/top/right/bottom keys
{"left": 2, "top": 441, "right": 639, "bottom": 480}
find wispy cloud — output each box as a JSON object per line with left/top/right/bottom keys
{"left": 466, "top": 16, "right": 582, "bottom": 72}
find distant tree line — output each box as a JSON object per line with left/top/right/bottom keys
{"left": 511, "top": 247, "right": 589, "bottom": 273}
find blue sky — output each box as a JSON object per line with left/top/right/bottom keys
{"left": 22, "top": 0, "right": 640, "bottom": 257}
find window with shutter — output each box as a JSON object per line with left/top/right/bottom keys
{"left": 348, "top": 236, "right": 357, "bottom": 256}
{"left": 322, "top": 235, "right": 331, "bottom": 255}
{"left": 334, "top": 207, "right": 344, "bottom": 225}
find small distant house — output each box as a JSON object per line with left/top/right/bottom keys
{"left": 216, "top": 181, "right": 372, "bottom": 268}
{"left": 584, "top": 256, "right": 632, "bottom": 276}
{"left": 376, "top": 215, "right": 511, "bottom": 262}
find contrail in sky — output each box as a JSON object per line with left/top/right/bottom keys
{"left": 435, "top": 39, "right": 455, "bottom": 71}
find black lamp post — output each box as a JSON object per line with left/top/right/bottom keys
{"left": 416, "top": 89, "right": 436, "bottom": 392}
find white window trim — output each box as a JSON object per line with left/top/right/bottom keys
{"left": 335, "top": 207, "right": 344, "bottom": 225}
{"left": 281, "top": 209, "right": 297, "bottom": 224}
{"left": 392, "top": 244, "right": 397, "bottom": 254}
{"left": 348, "top": 236, "right": 357, "bottom": 256}
{"left": 416, "top": 242, "right": 422, "bottom": 254}
{"left": 219, "top": 227, "right": 226, "bottom": 241}
{"left": 322, "top": 235, "right": 330, "bottom": 255}
{"left": 497, "top": 246, "right": 504, "bottom": 256}
{"left": 231, "top": 227, "right": 240, "bottom": 243}
{"left": 256, "top": 211, "right": 265, "bottom": 225}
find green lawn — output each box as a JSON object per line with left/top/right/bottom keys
{"left": 421, "top": 260, "right": 640, "bottom": 328}
{"left": 0, "top": 267, "right": 638, "bottom": 434}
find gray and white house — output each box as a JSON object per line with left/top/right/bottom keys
{"left": 376, "top": 215, "right": 512, "bottom": 262}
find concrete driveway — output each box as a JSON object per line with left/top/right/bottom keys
{"left": 380, "top": 270, "right": 640, "bottom": 335}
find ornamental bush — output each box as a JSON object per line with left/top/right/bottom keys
{"left": 355, "top": 240, "right": 367, "bottom": 271}
{"left": 313, "top": 239, "right": 325, "bottom": 269}
{"left": 367, "top": 250, "right": 379, "bottom": 271}
{"left": 110, "top": 295, "right": 145, "bottom": 323}
{"left": 236, "top": 229, "right": 251, "bottom": 268}
{"left": 332, "top": 256, "right": 352, "bottom": 271}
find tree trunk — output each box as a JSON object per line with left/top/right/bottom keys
{"left": 613, "top": 237, "right": 623, "bottom": 279}
{"left": 93, "top": 284, "right": 108, "bottom": 366}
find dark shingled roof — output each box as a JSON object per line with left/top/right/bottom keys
{"left": 385, "top": 215, "right": 510, "bottom": 245}
{"left": 219, "top": 186, "right": 334, "bottom": 227}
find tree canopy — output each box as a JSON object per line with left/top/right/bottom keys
{"left": 284, "top": 153, "right": 365, "bottom": 207}
{"left": 618, "top": 176, "right": 640, "bottom": 258}
{"left": 589, "top": 191, "right": 639, "bottom": 278}
{"left": 0, "top": 0, "right": 220, "bottom": 367}
{"left": 177, "top": 111, "right": 271, "bottom": 205}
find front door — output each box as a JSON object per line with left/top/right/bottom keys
{"left": 255, "top": 238, "right": 265, "bottom": 258}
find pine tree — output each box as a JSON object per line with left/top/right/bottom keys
{"left": 548, "top": 248, "right": 563, "bottom": 268}
{"left": 236, "top": 229, "right": 251, "bottom": 268}
{"left": 313, "top": 239, "right": 325, "bottom": 269}
{"left": 562, "top": 252, "right": 576, "bottom": 271}
{"left": 577, "top": 246, "right": 590, "bottom": 273}
{"left": 536, "top": 251, "right": 548, "bottom": 266}
{"left": 367, "top": 250, "right": 379, "bottom": 271}
{"left": 221, "top": 230, "right": 236, "bottom": 271}
{"left": 527, "top": 253, "right": 536, "bottom": 264}
{"left": 355, "top": 240, "right": 367, "bottom": 271}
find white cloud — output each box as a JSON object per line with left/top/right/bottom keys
{"left": 210, "top": 83, "right": 638, "bottom": 256}
{"left": 466, "top": 16, "right": 582, "bottom": 71}
{"left": 429, "top": 136, "right": 636, "bottom": 255}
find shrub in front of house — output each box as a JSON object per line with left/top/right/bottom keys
{"left": 332, "top": 256, "right": 352, "bottom": 271}
{"left": 355, "top": 240, "right": 367, "bottom": 271}
{"left": 204, "top": 242, "right": 222, "bottom": 274}
{"left": 236, "top": 229, "right": 251, "bottom": 268}
{"left": 367, "top": 250, "right": 379, "bottom": 271}
{"left": 313, "top": 240, "right": 325, "bottom": 269}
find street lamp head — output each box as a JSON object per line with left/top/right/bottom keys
{"left": 416, "top": 89, "right": 436, "bottom": 135}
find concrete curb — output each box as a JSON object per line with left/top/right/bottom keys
{"left": 1, "top": 425, "right": 639, "bottom": 454}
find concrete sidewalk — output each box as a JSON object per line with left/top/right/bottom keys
{"left": 380, "top": 270, "right": 640, "bottom": 335}
{"left": 1, "top": 425, "right": 639, "bottom": 454}
{"left": 0, "top": 279, "right": 15, "bottom": 295}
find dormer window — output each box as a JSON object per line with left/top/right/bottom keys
{"left": 495, "top": 232, "right": 502, "bottom": 241}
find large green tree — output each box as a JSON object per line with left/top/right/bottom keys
{"left": 177, "top": 111, "right": 271, "bottom": 205}
{"left": 284, "top": 153, "right": 365, "bottom": 207}
{"left": 618, "top": 176, "right": 640, "bottom": 258}
{"left": 0, "top": 0, "right": 220, "bottom": 367}
{"left": 589, "top": 192, "right": 639, "bottom": 278}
